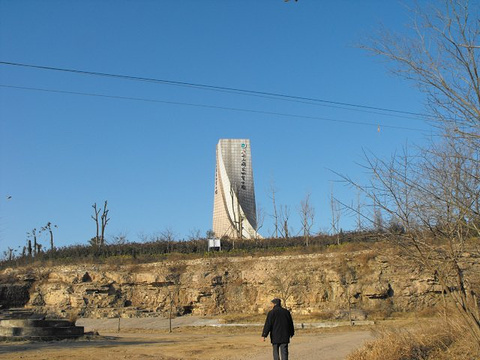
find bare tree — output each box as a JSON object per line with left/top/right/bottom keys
{"left": 40, "top": 222, "right": 57, "bottom": 251}
{"left": 159, "top": 227, "right": 176, "bottom": 253}
{"left": 363, "top": 1, "right": 480, "bottom": 147}
{"left": 110, "top": 231, "right": 128, "bottom": 245}
{"left": 159, "top": 228, "right": 176, "bottom": 242}
{"left": 342, "top": 142, "right": 480, "bottom": 343}
{"left": 91, "top": 203, "right": 101, "bottom": 246}
{"left": 229, "top": 184, "right": 242, "bottom": 243}
{"left": 27, "top": 228, "right": 38, "bottom": 256}
{"left": 269, "top": 180, "right": 280, "bottom": 238}
{"left": 350, "top": 0, "right": 480, "bottom": 345}
{"left": 279, "top": 205, "right": 291, "bottom": 240}
{"left": 187, "top": 228, "right": 202, "bottom": 241}
{"left": 100, "top": 200, "right": 110, "bottom": 246}
{"left": 137, "top": 231, "right": 149, "bottom": 243}
{"left": 330, "top": 184, "right": 341, "bottom": 244}
{"left": 5, "top": 247, "right": 15, "bottom": 261}
{"left": 165, "top": 265, "right": 184, "bottom": 333}
{"left": 91, "top": 201, "right": 110, "bottom": 246}
{"left": 255, "top": 205, "right": 266, "bottom": 240}
{"left": 270, "top": 272, "right": 304, "bottom": 310}
{"left": 299, "top": 192, "right": 315, "bottom": 246}
{"left": 26, "top": 235, "right": 32, "bottom": 257}
{"left": 372, "top": 199, "right": 384, "bottom": 232}
{"left": 356, "top": 190, "right": 363, "bottom": 231}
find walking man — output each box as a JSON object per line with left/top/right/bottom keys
{"left": 262, "top": 298, "right": 295, "bottom": 360}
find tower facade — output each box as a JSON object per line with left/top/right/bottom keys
{"left": 213, "top": 139, "right": 259, "bottom": 239}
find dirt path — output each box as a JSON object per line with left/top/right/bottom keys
{"left": 239, "top": 331, "right": 373, "bottom": 360}
{"left": 0, "top": 318, "right": 374, "bottom": 359}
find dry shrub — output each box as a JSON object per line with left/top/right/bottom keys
{"left": 347, "top": 321, "right": 451, "bottom": 360}
{"left": 415, "top": 306, "right": 439, "bottom": 318}
{"left": 356, "top": 251, "right": 376, "bottom": 268}
{"left": 428, "top": 333, "right": 480, "bottom": 360}
{"left": 326, "top": 242, "right": 368, "bottom": 254}
{"left": 348, "top": 318, "right": 480, "bottom": 360}
{"left": 433, "top": 316, "right": 480, "bottom": 360}
{"left": 169, "top": 263, "right": 187, "bottom": 274}
{"left": 309, "top": 310, "right": 336, "bottom": 321}
{"left": 125, "top": 263, "right": 144, "bottom": 274}
{"left": 366, "top": 299, "right": 395, "bottom": 320}
{"left": 222, "top": 313, "right": 265, "bottom": 324}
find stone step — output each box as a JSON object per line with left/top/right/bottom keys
{"left": 0, "top": 319, "right": 73, "bottom": 328}
{"left": 0, "top": 309, "right": 37, "bottom": 319}
{"left": 0, "top": 325, "right": 84, "bottom": 338}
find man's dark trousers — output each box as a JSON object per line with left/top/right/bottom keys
{"left": 272, "top": 343, "right": 288, "bottom": 360}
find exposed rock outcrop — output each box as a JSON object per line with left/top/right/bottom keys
{"left": 1, "top": 249, "right": 478, "bottom": 319}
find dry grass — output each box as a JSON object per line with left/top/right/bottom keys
{"left": 221, "top": 313, "right": 266, "bottom": 324}
{"left": 307, "top": 310, "right": 337, "bottom": 321}
{"left": 347, "top": 318, "right": 480, "bottom": 360}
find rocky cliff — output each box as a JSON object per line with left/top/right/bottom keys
{"left": 1, "top": 247, "right": 478, "bottom": 320}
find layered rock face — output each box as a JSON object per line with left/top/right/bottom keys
{"left": 0, "top": 249, "right": 478, "bottom": 319}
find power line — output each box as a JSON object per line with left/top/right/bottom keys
{"left": 0, "top": 60, "right": 432, "bottom": 120}
{"left": 0, "top": 84, "right": 425, "bottom": 132}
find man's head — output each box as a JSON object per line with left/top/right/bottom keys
{"left": 271, "top": 298, "right": 281, "bottom": 307}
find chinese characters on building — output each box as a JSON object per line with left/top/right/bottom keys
{"left": 240, "top": 143, "right": 247, "bottom": 190}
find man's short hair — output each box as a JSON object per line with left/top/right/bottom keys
{"left": 271, "top": 298, "right": 281, "bottom": 306}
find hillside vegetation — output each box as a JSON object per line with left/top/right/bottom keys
{"left": 0, "top": 231, "right": 381, "bottom": 269}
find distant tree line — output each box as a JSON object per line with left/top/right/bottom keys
{"left": 0, "top": 230, "right": 382, "bottom": 269}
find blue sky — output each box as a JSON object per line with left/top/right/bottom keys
{"left": 0, "top": 1, "right": 433, "bottom": 254}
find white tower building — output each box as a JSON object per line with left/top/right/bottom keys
{"left": 213, "top": 139, "right": 260, "bottom": 239}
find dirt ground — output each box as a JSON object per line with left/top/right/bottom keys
{"left": 0, "top": 317, "right": 374, "bottom": 360}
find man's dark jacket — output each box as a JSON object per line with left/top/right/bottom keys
{"left": 262, "top": 304, "right": 295, "bottom": 344}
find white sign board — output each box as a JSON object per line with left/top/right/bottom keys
{"left": 208, "top": 238, "right": 221, "bottom": 250}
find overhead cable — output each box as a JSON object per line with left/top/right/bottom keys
{"left": 0, "top": 84, "right": 425, "bottom": 132}
{"left": 0, "top": 61, "right": 432, "bottom": 120}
